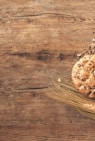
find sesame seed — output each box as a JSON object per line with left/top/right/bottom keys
{"left": 57, "top": 78, "right": 62, "bottom": 83}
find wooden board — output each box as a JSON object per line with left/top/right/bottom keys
{"left": 0, "top": 0, "right": 95, "bottom": 141}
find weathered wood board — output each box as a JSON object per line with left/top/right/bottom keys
{"left": 0, "top": 0, "right": 95, "bottom": 141}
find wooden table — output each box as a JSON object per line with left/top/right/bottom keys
{"left": 0, "top": 0, "right": 95, "bottom": 140}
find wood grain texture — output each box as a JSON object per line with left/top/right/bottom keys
{"left": 0, "top": 0, "right": 95, "bottom": 141}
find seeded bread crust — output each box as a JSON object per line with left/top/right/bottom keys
{"left": 72, "top": 54, "right": 95, "bottom": 99}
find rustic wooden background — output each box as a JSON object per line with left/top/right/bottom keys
{"left": 1, "top": 0, "right": 95, "bottom": 141}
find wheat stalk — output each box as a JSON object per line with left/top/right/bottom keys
{"left": 47, "top": 81, "right": 95, "bottom": 119}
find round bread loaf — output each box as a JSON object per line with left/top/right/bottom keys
{"left": 72, "top": 54, "right": 95, "bottom": 99}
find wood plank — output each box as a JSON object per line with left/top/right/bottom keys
{"left": 0, "top": 0, "right": 95, "bottom": 141}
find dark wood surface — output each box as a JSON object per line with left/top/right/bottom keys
{"left": 1, "top": 0, "right": 95, "bottom": 141}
